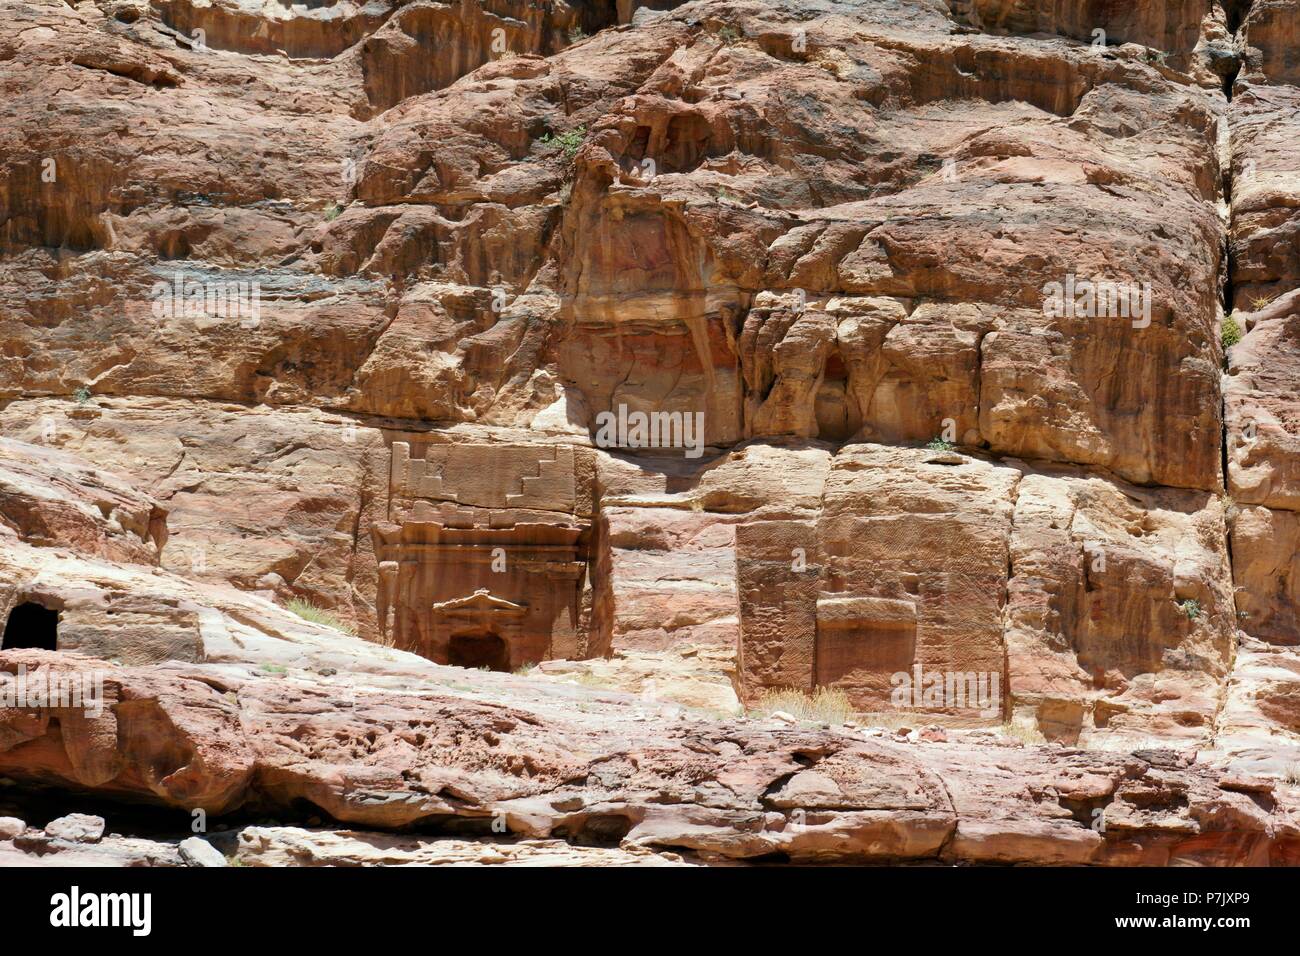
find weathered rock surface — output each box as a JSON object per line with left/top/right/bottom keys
{"left": 177, "top": 835, "right": 227, "bottom": 867}
{"left": 44, "top": 812, "right": 106, "bottom": 843}
{"left": 1, "top": 0, "right": 1298, "bottom": 866}
{"left": 230, "top": 826, "right": 691, "bottom": 866}
{"left": 1, "top": 648, "right": 1296, "bottom": 865}
{"left": 1, "top": 398, "right": 389, "bottom": 635}
{"left": 0, "top": 0, "right": 1231, "bottom": 486}
{"left": 0, "top": 435, "right": 167, "bottom": 564}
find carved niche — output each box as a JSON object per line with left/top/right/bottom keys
{"left": 371, "top": 441, "right": 607, "bottom": 670}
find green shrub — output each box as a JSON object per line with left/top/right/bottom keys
{"left": 926, "top": 436, "right": 956, "bottom": 452}
{"left": 1222, "top": 312, "right": 1242, "bottom": 349}
{"left": 1177, "top": 598, "right": 1202, "bottom": 621}
{"left": 539, "top": 127, "right": 586, "bottom": 160}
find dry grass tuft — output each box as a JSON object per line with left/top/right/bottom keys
{"left": 748, "top": 687, "right": 854, "bottom": 725}
{"left": 855, "top": 711, "right": 918, "bottom": 731}
{"left": 286, "top": 597, "right": 358, "bottom": 636}
{"left": 1000, "top": 720, "right": 1046, "bottom": 745}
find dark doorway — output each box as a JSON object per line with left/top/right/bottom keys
{"left": 448, "top": 631, "right": 509, "bottom": 671}
{"left": 814, "top": 350, "right": 857, "bottom": 442}
{"left": 2, "top": 602, "right": 59, "bottom": 650}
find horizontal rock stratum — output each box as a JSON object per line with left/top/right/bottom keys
{"left": 1, "top": 0, "right": 1298, "bottom": 866}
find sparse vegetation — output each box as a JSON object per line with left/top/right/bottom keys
{"left": 1284, "top": 763, "right": 1300, "bottom": 786}
{"left": 855, "top": 711, "right": 917, "bottom": 731}
{"left": 572, "top": 670, "right": 615, "bottom": 689}
{"left": 1222, "top": 312, "right": 1243, "bottom": 349}
{"left": 73, "top": 386, "right": 92, "bottom": 404}
{"left": 1251, "top": 294, "right": 1272, "bottom": 310}
{"left": 323, "top": 202, "right": 342, "bottom": 221}
{"left": 259, "top": 663, "right": 286, "bottom": 674}
{"left": 539, "top": 126, "right": 586, "bottom": 160}
{"left": 717, "top": 25, "right": 741, "bottom": 45}
{"left": 748, "top": 686, "right": 854, "bottom": 725}
{"left": 1000, "top": 719, "right": 1046, "bottom": 745}
{"left": 926, "top": 436, "right": 957, "bottom": 452}
{"left": 286, "top": 597, "right": 358, "bottom": 635}
{"left": 1177, "top": 598, "right": 1202, "bottom": 621}
{"left": 567, "top": 24, "right": 587, "bottom": 44}
{"left": 1220, "top": 492, "right": 1239, "bottom": 525}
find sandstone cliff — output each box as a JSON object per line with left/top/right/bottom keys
{"left": 1, "top": 0, "right": 1299, "bottom": 866}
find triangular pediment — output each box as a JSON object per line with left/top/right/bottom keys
{"left": 430, "top": 588, "right": 528, "bottom": 613}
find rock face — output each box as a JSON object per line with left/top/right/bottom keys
{"left": 1, "top": 648, "right": 1296, "bottom": 865}
{"left": 0, "top": 0, "right": 1298, "bottom": 866}
{"left": 371, "top": 439, "right": 607, "bottom": 665}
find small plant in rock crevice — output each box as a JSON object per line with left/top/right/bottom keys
{"left": 1222, "top": 312, "right": 1243, "bottom": 349}
{"left": 717, "top": 25, "right": 741, "bottom": 45}
{"left": 73, "top": 386, "right": 92, "bottom": 404}
{"left": 1176, "top": 598, "right": 1202, "bottom": 621}
{"left": 926, "top": 436, "right": 957, "bottom": 452}
{"left": 1219, "top": 492, "right": 1239, "bottom": 526}
{"left": 538, "top": 127, "right": 586, "bottom": 161}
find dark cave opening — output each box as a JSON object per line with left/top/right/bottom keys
{"left": 1, "top": 602, "right": 59, "bottom": 651}
{"left": 448, "top": 631, "right": 510, "bottom": 672}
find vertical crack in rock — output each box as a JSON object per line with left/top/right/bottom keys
{"left": 0, "top": 0, "right": 1297, "bottom": 867}
{"left": 1208, "top": 0, "right": 1256, "bottom": 751}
